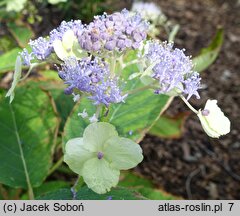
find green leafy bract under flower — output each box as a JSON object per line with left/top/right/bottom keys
{"left": 64, "top": 122, "right": 143, "bottom": 194}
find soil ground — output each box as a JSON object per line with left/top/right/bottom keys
{"left": 135, "top": 0, "right": 240, "bottom": 199}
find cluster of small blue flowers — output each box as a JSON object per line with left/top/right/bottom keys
{"left": 49, "top": 20, "right": 83, "bottom": 42}
{"left": 20, "top": 20, "right": 83, "bottom": 65}
{"left": 58, "top": 57, "right": 126, "bottom": 106}
{"left": 145, "top": 41, "right": 201, "bottom": 99}
{"left": 79, "top": 9, "right": 149, "bottom": 52}
{"left": 18, "top": 9, "right": 201, "bottom": 107}
{"left": 20, "top": 48, "right": 34, "bottom": 66}
{"left": 20, "top": 9, "right": 148, "bottom": 65}
{"left": 29, "top": 37, "right": 53, "bottom": 60}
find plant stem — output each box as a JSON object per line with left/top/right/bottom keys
{"left": 20, "top": 65, "right": 34, "bottom": 81}
{"left": 47, "top": 156, "right": 64, "bottom": 176}
{"left": 71, "top": 175, "right": 80, "bottom": 200}
{"left": 95, "top": 104, "right": 102, "bottom": 119}
{"left": 180, "top": 95, "right": 198, "bottom": 114}
{"left": 20, "top": 62, "right": 48, "bottom": 82}
{"left": 110, "top": 54, "right": 116, "bottom": 76}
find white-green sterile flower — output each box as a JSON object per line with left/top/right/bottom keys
{"left": 64, "top": 122, "right": 143, "bottom": 194}
{"left": 53, "top": 30, "right": 86, "bottom": 60}
{"left": 197, "top": 99, "right": 230, "bottom": 138}
{"left": 6, "top": 0, "right": 27, "bottom": 12}
{"left": 131, "top": 1, "right": 164, "bottom": 24}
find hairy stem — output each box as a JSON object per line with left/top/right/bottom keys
{"left": 20, "top": 62, "right": 46, "bottom": 81}
{"left": 180, "top": 95, "right": 198, "bottom": 114}
{"left": 110, "top": 54, "right": 116, "bottom": 76}
{"left": 71, "top": 175, "right": 80, "bottom": 200}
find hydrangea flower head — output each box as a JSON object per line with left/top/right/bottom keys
{"left": 78, "top": 9, "right": 149, "bottom": 53}
{"left": 144, "top": 41, "right": 201, "bottom": 99}
{"left": 64, "top": 122, "right": 143, "bottom": 194}
{"left": 58, "top": 57, "right": 126, "bottom": 106}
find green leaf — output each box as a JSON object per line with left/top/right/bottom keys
{"left": 109, "top": 91, "right": 170, "bottom": 142}
{"left": 119, "top": 172, "right": 179, "bottom": 200}
{"left": 63, "top": 91, "right": 170, "bottom": 146}
{"left": 33, "top": 181, "right": 70, "bottom": 198}
{"left": 30, "top": 79, "right": 74, "bottom": 132}
{"left": 36, "top": 188, "right": 72, "bottom": 200}
{"left": 193, "top": 28, "right": 223, "bottom": 73}
{"left": 36, "top": 186, "right": 145, "bottom": 200}
{"left": 0, "top": 35, "right": 16, "bottom": 52}
{"left": 40, "top": 70, "right": 61, "bottom": 81}
{"left": 0, "top": 48, "right": 22, "bottom": 73}
{"left": 48, "top": 88, "right": 75, "bottom": 131}
{"left": 0, "top": 82, "right": 58, "bottom": 190}
{"left": 7, "top": 22, "right": 34, "bottom": 47}
{"left": 5, "top": 55, "right": 22, "bottom": 103}
{"left": 149, "top": 112, "right": 190, "bottom": 139}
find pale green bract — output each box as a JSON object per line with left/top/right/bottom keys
{"left": 64, "top": 122, "right": 143, "bottom": 194}
{"left": 5, "top": 56, "right": 22, "bottom": 103}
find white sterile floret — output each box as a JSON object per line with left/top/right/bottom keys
{"left": 6, "top": 0, "right": 27, "bottom": 12}
{"left": 53, "top": 30, "right": 74, "bottom": 60}
{"left": 64, "top": 122, "right": 143, "bottom": 194}
{"left": 197, "top": 99, "right": 231, "bottom": 138}
{"left": 53, "top": 30, "right": 86, "bottom": 60}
